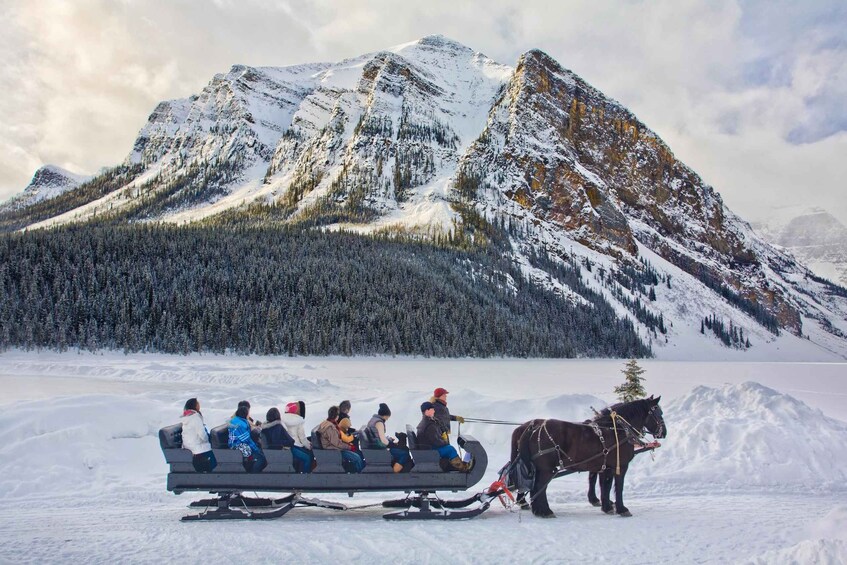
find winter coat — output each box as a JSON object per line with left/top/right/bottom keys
{"left": 432, "top": 397, "right": 456, "bottom": 435}
{"left": 338, "top": 414, "right": 355, "bottom": 444}
{"left": 280, "top": 412, "right": 311, "bottom": 449}
{"left": 416, "top": 415, "right": 448, "bottom": 449}
{"left": 366, "top": 414, "right": 392, "bottom": 449}
{"left": 229, "top": 416, "right": 260, "bottom": 454}
{"left": 180, "top": 410, "right": 212, "bottom": 455}
{"left": 261, "top": 420, "right": 295, "bottom": 449}
{"left": 317, "top": 419, "right": 353, "bottom": 451}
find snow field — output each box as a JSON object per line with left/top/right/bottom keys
{"left": 0, "top": 352, "right": 845, "bottom": 563}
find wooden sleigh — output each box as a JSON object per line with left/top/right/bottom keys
{"left": 159, "top": 423, "right": 491, "bottom": 521}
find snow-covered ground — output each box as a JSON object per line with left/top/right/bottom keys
{"left": 1, "top": 351, "right": 846, "bottom": 564}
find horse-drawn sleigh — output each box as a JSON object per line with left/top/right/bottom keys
{"left": 158, "top": 397, "right": 666, "bottom": 521}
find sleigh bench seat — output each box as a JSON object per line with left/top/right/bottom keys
{"left": 159, "top": 423, "right": 487, "bottom": 495}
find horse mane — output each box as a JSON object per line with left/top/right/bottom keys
{"left": 594, "top": 398, "right": 650, "bottom": 423}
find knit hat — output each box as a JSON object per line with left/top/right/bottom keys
{"left": 420, "top": 401, "right": 435, "bottom": 412}
{"left": 378, "top": 403, "right": 391, "bottom": 416}
{"left": 285, "top": 402, "right": 299, "bottom": 415}
{"left": 434, "top": 387, "right": 449, "bottom": 398}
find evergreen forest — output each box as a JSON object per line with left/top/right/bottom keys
{"left": 0, "top": 225, "right": 651, "bottom": 358}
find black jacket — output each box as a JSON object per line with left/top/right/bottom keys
{"left": 416, "top": 416, "right": 447, "bottom": 449}
{"left": 261, "top": 421, "right": 295, "bottom": 449}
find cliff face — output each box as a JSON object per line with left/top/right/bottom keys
{"left": 460, "top": 49, "right": 805, "bottom": 333}
{"left": 0, "top": 165, "right": 91, "bottom": 212}
{"left": 4, "top": 35, "right": 846, "bottom": 358}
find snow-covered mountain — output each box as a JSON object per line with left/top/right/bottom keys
{"left": 752, "top": 207, "right": 847, "bottom": 288}
{"left": 3, "top": 35, "right": 847, "bottom": 360}
{"left": 0, "top": 165, "right": 91, "bottom": 212}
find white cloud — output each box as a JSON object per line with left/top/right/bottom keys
{"left": 0, "top": 0, "right": 844, "bottom": 225}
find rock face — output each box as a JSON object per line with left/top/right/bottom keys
{"left": 1, "top": 165, "right": 91, "bottom": 211}
{"left": 3, "top": 35, "right": 847, "bottom": 359}
{"left": 754, "top": 209, "right": 847, "bottom": 288}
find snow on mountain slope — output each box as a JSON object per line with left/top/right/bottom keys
{"left": 455, "top": 47, "right": 847, "bottom": 359}
{"left": 4, "top": 35, "right": 847, "bottom": 361}
{"left": 0, "top": 165, "right": 91, "bottom": 211}
{"left": 753, "top": 207, "right": 847, "bottom": 288}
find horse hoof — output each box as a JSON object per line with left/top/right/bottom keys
{"left": 589, "top": 501, "right": 601, "bottom": 507}
{"left": 536, "top": 512, "right": 556, "bottom": 519}
{"left": 520, "top": 503, "right": 531, "bottom": 510}
{"left": 603, "top": 508, "right": 615, "bottom": 515}
{"left": 618, "top": 511, "right": 632, "bottom": 517}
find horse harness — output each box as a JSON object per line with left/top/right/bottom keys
{"left": 527, "top": 413, "right": 645, "bottom": 476}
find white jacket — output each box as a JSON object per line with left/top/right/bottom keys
{"left": 180, "top": 410, "right": 212, "bottom": 455}
{"left": 280, "top": 412, "right": 311, "bottom": 449}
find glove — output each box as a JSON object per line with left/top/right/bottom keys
{"left": 441, "top": 432, "right": 448, "bottom": 441}
{"left": 455, "top": 416, "right": 465, "bottom": 424}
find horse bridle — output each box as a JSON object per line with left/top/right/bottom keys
{"left": 647, "top": 404, "right": 665, "bottom": 438}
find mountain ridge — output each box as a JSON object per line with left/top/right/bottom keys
{"left": 2, "top": 35, "right": 846, "bottom": 360}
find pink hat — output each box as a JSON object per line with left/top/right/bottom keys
{"left": 285, "top": 402, "right": 299, "bottom": 415}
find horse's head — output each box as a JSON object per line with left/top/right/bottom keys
{"left": 644, "top": 395, "right": 666, "bottom": 439}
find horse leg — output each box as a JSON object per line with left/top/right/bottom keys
{"left": 587, "top": 472, "right": 600, "bottom": 507}
{"left": 614, "top": 469, "right": 631, "bottom": 517}
{"left": 511, "top": 423, "right": 532, "bottom": 510}
{"left": 529, "top": 469, "right": 556, "bottom": 518}
{"left": 599, "top": 470, "right": 615, "bottom": 514}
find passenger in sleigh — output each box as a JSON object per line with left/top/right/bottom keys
{"left": 429, "top": 388, "right": 465, "bottom": 444}
{"left": 281, "top": 401, "right": 316, "bottom": 473}
{"left": 338, "top": 400, "right": 360, "bottom": 451}
{"left": 229, "top": 403, "right": 268, "bottom": 473}
{"left": 180, "top": 398, "right": 217, "bottom": 473}
{"left": 417, "top": 402, "right": 472, "bottom": 472}
{"left": 233, "top": 400, "right": 262, "bottom": 443}
{"left": 261, "top": 408, "right": 296, "bottom": 449}
{"left": 365, "top": 403, "right": 414, "bottom": 473}
{"left": 318, "top": 406, "right": 366, "bottom": 473}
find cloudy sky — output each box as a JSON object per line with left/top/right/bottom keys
{"left": 1, "top": 0, "right": 845, "bottom": 225}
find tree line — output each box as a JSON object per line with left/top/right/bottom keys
{"left": 0, "top": 224, "right": 651, "bottom": 358}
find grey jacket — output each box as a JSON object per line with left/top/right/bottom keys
{"left": 416, "top": 416, "right": 447, "bottom": 449}
{"left": 433, "top": 399, "right": 456, "bottom": 434}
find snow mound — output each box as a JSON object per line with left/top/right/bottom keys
{"left": 639, "top": 382, "right": 847, "bottom": 491}
{"left": 0, "top": 394, "right": 172, "bottom": 500}
{"left": 806, "top": 505, "right": 847, "bottom": 542}
{"left": 742, "top": 539, "right": 847, "bottom": 565}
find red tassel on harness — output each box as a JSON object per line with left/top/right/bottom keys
{"left": 487, "top": 480, "right": 515, "bottom": 508}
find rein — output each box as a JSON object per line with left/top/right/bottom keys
{"left": 461, "top": 417, "right": 524, "bottom": 425}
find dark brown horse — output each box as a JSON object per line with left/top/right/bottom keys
{"left": 586, "top": 398, "right": 666, "bottom": 508}
{"left": 510, "top": 396, "right": 665, "bottom": 518}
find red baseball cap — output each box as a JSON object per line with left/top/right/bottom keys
{"left": 434, "top": 387, "right": 449, "bottom": 397}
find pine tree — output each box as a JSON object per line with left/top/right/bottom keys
{"left": 614, "top": 359, "right": 647, "bottom": 402}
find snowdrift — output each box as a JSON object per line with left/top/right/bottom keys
{"left": 635, "top": 381, "right": 847, "bottom": 491}
{"left": 1, "top": 355, "right": 846, "bottom": 563}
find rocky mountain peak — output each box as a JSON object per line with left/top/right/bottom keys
{"left": 414, "top": 34, "right": 474, "bottom": 53}
{"left": 4, "top": 37, "right": 846, "bottom": 359}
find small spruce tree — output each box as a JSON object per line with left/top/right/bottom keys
{"left": 614, "top": 359, "right": 647, "bottom": 402}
